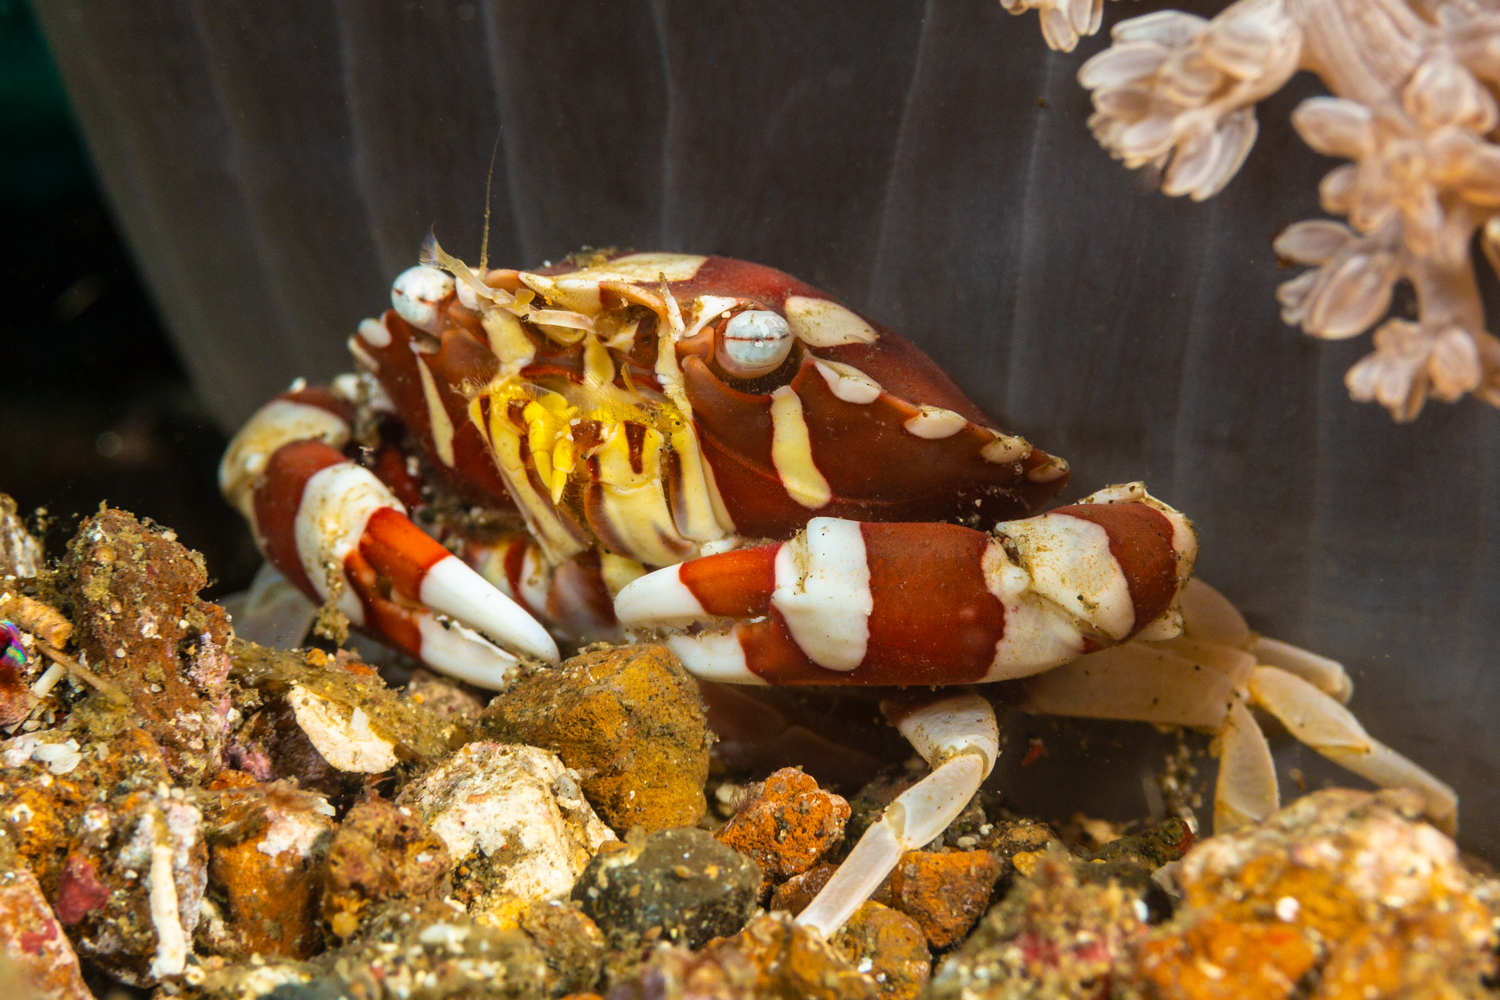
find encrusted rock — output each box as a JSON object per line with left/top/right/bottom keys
{"left": 174, "top": 900, "right": 549, "bottom": 1000}
{"left": 61, "top": 508, "right": 234, "bottom": 783}
{"left": 66, "top": 788, "right": 209, "bottom": 986}
{"left": 830, "top": 902, "right": 930, "bottom": 1000}
{"left": 405, "top": 667, "right": 484, "bottom": 730}
{"left": 609, "top": 911, "right": 878, "bottom": 1000}
{"left": 1131, "top": 788, "right": 1500, "bottom": 1000}
{"left": 0, "top": 725, "right": 171, "bottom": 893}
{"left": 714, "top": 767, "right": 850, "bottom": 897}
{"left": 878, "top": 849, "right": 1004, "bottom": 949}
{"left": 0, "top": 495, "right": 43, "bottom": 579}
{"left": 319, "top": 795, "right": 452, "bottom": 941}
{"left": 480, "top": 644, "right": 711, "bottom": 833}
{"left": 572, "top": 827, "right": 759, "bottom": 951}
{"left": 200, "top": 779, "right": 335, "bottom": 959}
{"left": 971, "top": 816, "right": 1058, "bottom": 873}
{"left": 399, "top": 742, "right": 614, "bottom": 927}
{"left": 0, "top": 867, "right": 91, "bottom": 1000}
{"left": 928, "top": 849, "right": 1149, "bottom": 999}
{"left": 1075, "top": 816, "right": 1193, "bottom": 892}
{"left": 227, "top": 642, "right": 457, "bottom": 798}
{"left": 518, "top": 898, "right": 607, "bottom": 996}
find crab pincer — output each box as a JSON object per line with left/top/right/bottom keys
{"left": 229, "top": 432, "right": 557, "bottom": 688}
{"left": 616, "top": 484, "right": 1198, "bottom": 933}
{"left": 614, "top": 484, "right": 1199, "bottom": 687}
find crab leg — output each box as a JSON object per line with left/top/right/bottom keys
{"left": 233, "top": 431, "right": 558, "bottom": 686}
{"left": 795, "top": 692, "right": 999, "bottom": 938}
{"left": 1248, "top": 664, "right": 1457, "bottom": 834}
{"left": 1018, "top": 639, "right": 1281, "bottom": 832}
{"left": 1019, "top": 593, "right": 1457, "bottom": 833}
{"left": 615, "top": 485, "right": 1198, "bottom": 686}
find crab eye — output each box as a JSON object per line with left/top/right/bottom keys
{"left": 716, "top": 309, "right": 794, "bottom": 378}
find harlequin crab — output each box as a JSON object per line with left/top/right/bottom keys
{"left": 220, "top": 246, "right": 1456, "bottom": 936}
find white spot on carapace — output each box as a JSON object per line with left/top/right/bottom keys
{"left": 392, "top": 265, "right": 454, "bottom": 331}
{"left": 902, "top": 406, "right": 969, "bottom": 439}
{"left": 683, "top": 295, "right": 740, "bottom": 341}
{"left": 219, "top": 399, "right": 351, "bottom": 520}
{"left": 813, "top": 359, "right": 882, "bottom": 404}
{"left": 772, "top": 519, "right": 871, "bottom": 671}
{"left": 980, "top": 433, "right": 1031, "bottom": 464}
{"left": 769, "top": 386, "right": 831, "bottom": 509}
{"left": 783, "top": 296, "right": 878, "bottom": 347}
{"left": 1026, "top": 456, "right": 1070, "bottom": 483}
{"left": 585, "top": 252, "right": 707, "bottom": 283}
{"left": 358, "top": 315, "right": 392, "bottom": 348}
{"left": 293, "top": 462, "right": 401, "bottom": 623}
{"left": 666, "top": 631, "right": 765, "bottom": 684}
{"left": 994, "top": 511, "right": 1135, "bottom": 641}
{"left": 415, "top": 354, "right": 456, "bottom": 466}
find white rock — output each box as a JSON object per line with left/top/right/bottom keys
{"left": 398, "top": 743, "right": 615, "bottom": 926}
{"left": 287, "top": 683, "right": 399, "bottom": 773}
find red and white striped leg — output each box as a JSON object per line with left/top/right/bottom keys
{"left": 614, "top": 484, "right": 1198, "bottom": 686}
{"left": 231, "top": 433, "right": 557, "bottom": 688}
{"left": 795, "top": 692, "right": 999, "bottom": 938}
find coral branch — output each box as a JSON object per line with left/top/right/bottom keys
{"left": 1012, "top": 0, "right": 1500, "bottom": 420}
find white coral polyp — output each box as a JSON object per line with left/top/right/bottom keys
{"left": 1346, "top": 320, "right": 1484, "bottom": 422}
{"left": 1000, "top": 0, "right": 1105, "bottom": 53}
{"left": 1078, "top": 0, "right": 1301, "bottom": 201}
{"left": 1275, "top": 229, "right": 1399, "bottom": 339}
{"left": 1024, "top": 0, "right": 1500, "bottom": 420}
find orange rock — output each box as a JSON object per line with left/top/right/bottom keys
{"left": 883, "top": 850, "right": 1003, "bottom": 948}
{"left": 481, "top": 644, "right": 711, "bottom": 833}
{"left": 718, "top": 911, "right": 879, "bottom": 1000}
{"left": 831, "top": 902, "right": 931, "bottom": 1000}
{"left": 715, "top": 767, "right": 850, "bottom": 896}
{"left": 1138, "top": 918, "right": 1317, "bottom": 1000}
{"left": 320, "top": 796, "right": 451, "bottom": 940}
{"left": 0, "top": 869, "right": 91, "bottom": 1000}
{"left": 1129, "top": 790, "right": 1500, "bottom": 1000}
{"left": 205, "top": 785, "right": 334, "bottom": 959}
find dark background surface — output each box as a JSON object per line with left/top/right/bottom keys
{"left": 14, "top": 1, "right": 1500, "bottom": 854}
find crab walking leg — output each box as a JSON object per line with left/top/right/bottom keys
{"left": 1018, "top": 640, "right": 1279, "bottom": 832}
{"left": 795, "top": 693, "right": 999, "bottom": 938}
{"left": 615, "top": 486, "right": 1199, "bottom": 686}
{"left": 1248, "top": 665, "right": 1458, "bottom": 834}
{"left": 1213, "top": 696, "right": 1280, "bottom": 832}
{"left": 247, "top": 439, "right": 557, "bottom": 684}
{"left": 1179, "top": 579, "right": 1354, "bottom": 703}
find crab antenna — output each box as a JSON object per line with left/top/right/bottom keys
{"left": 480, "top": 135, "right": 500, "bottom": 273}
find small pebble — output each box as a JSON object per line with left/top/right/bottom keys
{"left": 571, "top": 827, "right": 759, "bottom": 950}
{"left": 714, "top": 767, "right": 849, "bottom": 897}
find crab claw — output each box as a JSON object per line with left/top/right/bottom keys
{"left": 614, "top": 484, "right": 1197, "bottom": 686}
{"left": 250, "top": 439, "right": 558, "bottom": 686}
